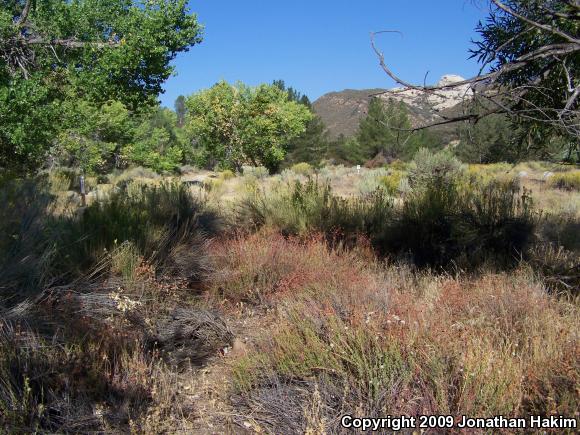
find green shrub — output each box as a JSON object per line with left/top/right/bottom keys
{"left": 388, "top": 159, "right": 408, "bottom": 171}
{"left": 239, "top": 178, "right": 393, "bottom": 245}
{"left": 380, "top": 178, "right": 536, "bottom": 268}
{"left": 290, "top": 162, "right": 314, "bottom": 175}
{"left": 378, "top": 170, "right": 406, "bottom": 195}
{"left": 240, "top": 176, "right": 536, "bottom": 269}
{"left": 408, "top": 148, "right": 465, "bottom": 189}
{"left": 219, "top": 169, "right": 236, "bottom": 180}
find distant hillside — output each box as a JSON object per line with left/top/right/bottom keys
{"left": 312, "top": 75, "right": 471, "bottom": 142}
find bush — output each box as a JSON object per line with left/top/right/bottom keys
{"left": 378, "top": 170, "right": 406, "bottom": 195}
{"left": 238, "top": 178, "right": 393, "bottom": 246}
{"left": 0, "top": 179, "right": 219, "bottom": 306}
{"left": 290, "top": 162, "right": 313, "bottom": 176}
{"left": 381, "top": 178, "right": 536, "bottom": 268}
{"left": 357, "top": 168, "right": 389, "bottom": 195}
{"left": 408, "top": 148, "right": 464, "bottom": 189}
{"left": 549, "top": 171, "right": 580, "bottom": 191}
{"left": 240, "top": 175, "right": 536, "bottom": 269}
{"left": 230, "top": 266, "right": 579, "bottom": 431}
{"left": 242, "top": 165, "right": 269, "bottom": 179}
{"left": 219, "top": 169, "right": 236, "bottom": 180}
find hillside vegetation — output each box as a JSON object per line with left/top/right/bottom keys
{"left": 1, "top": 152, "right": 578, "bottom": 432}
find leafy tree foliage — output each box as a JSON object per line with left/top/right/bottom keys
{"left": 284, "top": 116, "right": 330, "bottom": 166}
{"left": 470, "top": 0, "right": 579, "bottom": 158}
{"left": 272, "top": 80, "right": 332, "bottom": 167}
{"left": 357, "top": 97, "right": 442, "bottom": 161}
{"left": 174, "top": 95, "right": 187, "bottom": 127}
{"left": 0, "top": 0, "right": 202, "bottom": 173}
{"left": 56, "top": 100, "right": 133, "bottom": 173}
{"left": 128, "top": 108, "right": 188, "bottom": 172}
{"left": 456, "top": 114, "right": 519, "bottom": 163}
{"left": 185, "top": 81, "right": 312, "bottom": 172}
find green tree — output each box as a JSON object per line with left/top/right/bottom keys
{"left": 272, "top": 79, "right": 311, "bottom": 107}
{"left": 284, "top": 116, "right": 330, "bottom": 166}
{"left": 56, "top": 100, "right": 134, "bottom": 173}
{"left": 174, "top": 95, "right": 187, "bottom": 127}
{"left": 128, "top": 108, "right": 187, "bottom": 172}
{"left": 185, "top": 81, "right": 312, "bottom": 172}
{"left": 357, "top": 97, "right": 441, "bottom": 161}
{"left": 0, "top": 0, "right": 202, "bottom": 173}
{"left": 456, "top": 114, "right": 519, "bottom": 163}
{"left": 470, "top": 0, "right": 579, "bottom": 159}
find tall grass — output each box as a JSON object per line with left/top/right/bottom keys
{"left": 0, "top": 178, "right": 220, "bottom": 306}
{"left": 239, "top": 178, "right": 393, "bottom": 247}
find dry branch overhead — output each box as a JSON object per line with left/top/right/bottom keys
{"left": 369, "top": 0, "right": 580, "bottom": 151}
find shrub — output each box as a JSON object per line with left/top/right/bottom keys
{"left": 108, "top": 166, "right": 160, "bottom": 187}
{"left": 378, "top": 170, "right": 405, "bottom": 195}
{"left": 219, "top": 169, "right": 236, "bottom": 180}
{"left": 290, "top": 162, "right": 313, "bottom": 176}
{"left": 407, "top": 148, "right": 464, "bottom": 189}
{"left": 75, "top": 182, "right": 220, "bottom": 273}
{"left": 242, "top": 165, "right": 269, "bottom": 179}
{"left": 0, "top": 179, "right": 219, "bottom": 306}
{"left": 381, "top": 178, "right": 536, "bottom": 268}
{"left": 357, "top": 168, "right": 389, "bottom": 195}
{"left": 238, "top": 178, "right": 393, "bottom": 246}
{"left": 230, "top": 267, "right": 579, "bottom": 430}
{"left": 239, "top": 176, "right": 536, "bottom": 269}
{"left": 549, "top": 171, "right": 580, "bottom": 191}
{"left": 208, "top": 231, "right": 378, "bottom": 305}
{"left": 388, "top": 159, "right": 408, "bottom": 171}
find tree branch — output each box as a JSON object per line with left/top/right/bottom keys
{"left": 491, "top": 0, "right": 580, "bottom": 44}
{"left": 16, "top": 0, "right": 33, "bottom": 27}
{"left": 26, "top": 37, "right": 120, "bottom": 49}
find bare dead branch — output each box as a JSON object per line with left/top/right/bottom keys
{"left": 16, "top": 0, "right": 33, "bottom": 27}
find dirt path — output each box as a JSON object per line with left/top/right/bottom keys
{"left": 183, "top": 311, "right": 272, "bottom": 434}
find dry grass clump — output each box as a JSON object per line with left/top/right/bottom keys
{"left": 0, "top": 176, "right": 232, "bottom": 433}
{"left": 207, "top": 230, "right": 379, "bottom": 306}
{"left": 227, "top": 237, "right": 579, "bottom": 431}
{"left": 549, "top": 170, "right": 580, "bottom": 191}
{"left": 290, "top": 162, "right": 314, "bottom": 175}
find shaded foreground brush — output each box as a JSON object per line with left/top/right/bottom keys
{"left": 0, "top": 178, "right": 220, "bottom": 306}
{"left": 238, "top": 176, "right": 537, "bottom": 269}
{"left": 223, "top": 234, "right": 579, "bottom": 432}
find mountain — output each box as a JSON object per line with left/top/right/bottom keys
{"left": 312, "top": 74, "right": 471, "bottom": 141}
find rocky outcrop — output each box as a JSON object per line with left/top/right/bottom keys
{"left": 312, "top": 74, "right": 472, "bottom": 140}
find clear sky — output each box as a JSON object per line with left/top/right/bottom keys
{"left": 159, "top": 0, "right": 490, "bottom": 108}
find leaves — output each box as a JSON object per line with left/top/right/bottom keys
{"left": 0, "top": 0, "right": 202, "bottom": 173}
{"left": 185, "top": 81, "right": 312, "bottom": 172}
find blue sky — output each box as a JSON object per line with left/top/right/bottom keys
{"left": 160, "top": 1, "right": 490, "bottom": 107}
